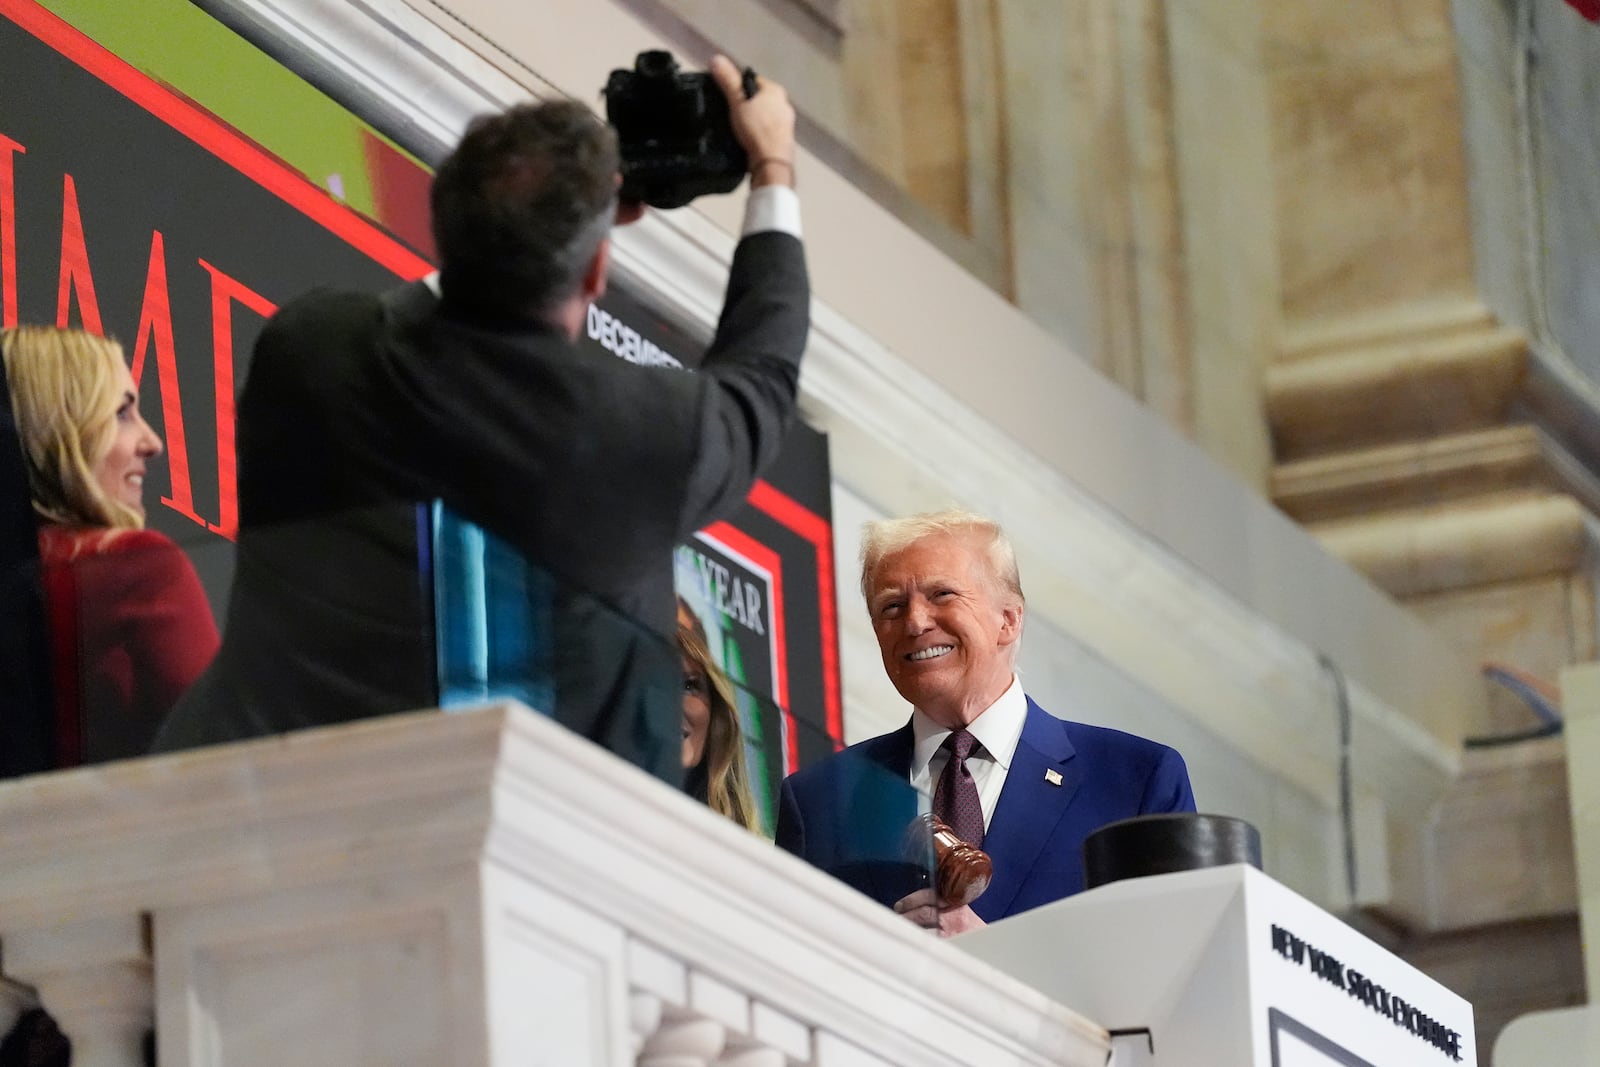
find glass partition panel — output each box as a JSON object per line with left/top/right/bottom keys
{"left": 782, "top": 710, "right": 937, "bottom": 908}
{"left": 429, "top": 504, "right": 936, "bottom": 907}
{"left": 14, "top": 504, "right": 944, "bottom": 925}
{"left": 427, "top": 501, "right": 681, "bottom": 784}
{"left": 19, "top": 524, "right": 221, "bottom": 768}
{"left": 122, "top": 501, "right": 682, "bottom": 785}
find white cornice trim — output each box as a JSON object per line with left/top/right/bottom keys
{"left": 199, "top": 0, "right": 518, "bottom": 155}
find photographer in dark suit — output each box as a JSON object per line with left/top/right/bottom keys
{"left": 153, "top": 56, "right": 809, "bottom": 785}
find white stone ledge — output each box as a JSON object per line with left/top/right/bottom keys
{"left": 0, "top": 705, "right": 1108, "bottom": 1067}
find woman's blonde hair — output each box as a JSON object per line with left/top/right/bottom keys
{"left": 1, "top": 325, "right": 143, "bottom": 530}
{"left": 677, "top": 611, "right": 762, "bottom": 834}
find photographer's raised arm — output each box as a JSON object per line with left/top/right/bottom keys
{"left": 676, "top": 60, "right": 809, "bottom": 533}
{"left": 709, "top": 54, "right": 796, "bottom": 189}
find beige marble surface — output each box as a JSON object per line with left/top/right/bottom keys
{"left": 1166, "top": 0, "right": 1280, "bottom": 486}
{"left": 1271, "top": 45, "right": 1477, "bottom": 325}
{"left": 1261, "top": 0, "right": 1455, "bottom": 58}
{"left": 638, "top": 0, "right": 849, "bottom": 133}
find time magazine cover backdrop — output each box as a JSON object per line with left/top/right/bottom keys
{"left": 0, "top": 0, "right": 842, "bottom": 822}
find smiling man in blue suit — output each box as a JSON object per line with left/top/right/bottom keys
{"left": 776, "top": 509, "right": 1195, "bottom": 935}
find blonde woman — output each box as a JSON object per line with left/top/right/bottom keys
{"left": 677, "top": 598, "right": 761, "bottom": 833}
{"left": 3, "top": 325, "right": 218, "bottom": 766}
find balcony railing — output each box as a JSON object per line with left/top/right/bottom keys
{"left": 0, "top": 702, "right": 1108, "bottom": 1067}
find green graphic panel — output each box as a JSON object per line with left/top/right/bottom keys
{"left": 39, "top": 0, "right": 429, "bottom": 221}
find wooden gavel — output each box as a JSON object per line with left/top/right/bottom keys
{"left": 908, "top": 812, "right": 992, "bottom": 908}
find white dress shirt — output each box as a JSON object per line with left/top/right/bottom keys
{"left": 908, "top": 675, "right": 1028, "bottom": 830}
{"left": 742, "top": 182, "right": 802, "bottom": 238}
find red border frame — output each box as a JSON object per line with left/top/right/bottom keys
{"left": 747, "top": 479, "right": 842, "bottom": 750}
{"left": 701, "top": 519, "right": 793, "bottom": 770}
{"left": 2, "top": 0, "right": 433, "bottom": 281}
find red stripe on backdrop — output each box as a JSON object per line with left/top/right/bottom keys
{"left": 361, "top": 130, "right": 437, "bottom": 262}
{"left": 747, "top": 478, "right": 843, "bottom": 750}
{"left": 1567, "top": 0, "right": 1600, "bottom": 21}
{"left": 1, "top": 0, "right": 434, "bottom": 280}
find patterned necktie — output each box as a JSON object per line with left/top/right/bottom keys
{"left": 933, "top": 729, "right": 985, "bottom": 848}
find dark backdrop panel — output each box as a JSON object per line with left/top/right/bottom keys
{"left": 2, "top": 1, "right": 841, "bottom": 771}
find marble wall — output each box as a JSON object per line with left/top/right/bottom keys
{"left": 1264, "top": 0, "right": 1478, "bottom": 326}
{"left": 1525, "top": 2, "right": 1600, "bottom": 383}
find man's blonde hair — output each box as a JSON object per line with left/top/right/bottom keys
{"left": 859, "top": 507, "right": 1024, "bottom": 606}
{"left": 2, "top": 325, "right": 144, "bottom": 530}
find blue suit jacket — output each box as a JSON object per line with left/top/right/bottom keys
{"left": 775, "top": 697, "right": 1196, "bottom": 921}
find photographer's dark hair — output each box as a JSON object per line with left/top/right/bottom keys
{"left": 430, "top": 99, "right": 619, "bottom": 320}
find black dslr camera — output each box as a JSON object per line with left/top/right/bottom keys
{"left": 603, "top": 50, "right": 757, "bottom": 210}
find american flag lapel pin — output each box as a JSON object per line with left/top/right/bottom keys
{"left": 1044, "top": 768, "right": 1063, "bottom": 786}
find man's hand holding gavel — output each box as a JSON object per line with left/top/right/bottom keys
{"left": 894, "top": 814, "right": 992, "bottom": 937}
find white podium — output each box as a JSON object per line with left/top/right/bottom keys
{"left": 959, "top": 864, "right": 1475, "bottom": 1067}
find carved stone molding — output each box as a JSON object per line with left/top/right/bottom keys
{"left": 1273, "top": 425, "right": 1594, "bottom": 523}
{"left": 1266, "top": 318, "right": 1529, "bottom": 460}
{"left": 1307, "top": 492, "right": 1586, "bottom": 599}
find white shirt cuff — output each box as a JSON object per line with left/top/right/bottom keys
{"left": 742, "top": 184, "right": 802, "bottom": 239}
